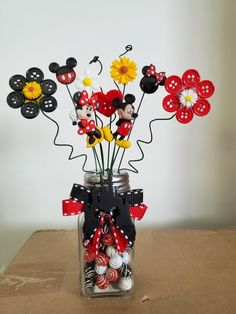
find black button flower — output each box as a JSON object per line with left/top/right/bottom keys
{"left": 7, "top": 67, "right": 57, "bottom": 119}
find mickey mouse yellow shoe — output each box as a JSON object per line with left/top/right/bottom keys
{"left": 102, "top": 126, "right": 113, "bottom": 142}
{"left": 86, "top": 136, "right": 98, "bottom": 148}
{"left": 94, "top": 126, "right": 104, "bottom": 144}
{"left": 115, "top": 139, "right": 131, "bottom": 149}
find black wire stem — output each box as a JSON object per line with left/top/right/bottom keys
{"left": 119, "top": 114, "right": 176, "bottom": 174}
{"left": 41, "top": 110, "right": 92, "bottom": 173}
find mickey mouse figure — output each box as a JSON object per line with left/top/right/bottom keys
{"left": 49, "top": 57, "right": 77, "bottom": 85}
{"left": 73, "top": 90, "right": 104, "bottom": 148}
{"left": 103, "top": 94, "right": 137, "bottom": 148}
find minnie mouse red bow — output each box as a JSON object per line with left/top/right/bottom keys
{"left": 146, "top": 64, "right": 166, "bottom": 83}
{"left": 79, "top": 90, "right": 98, "bottom": 108}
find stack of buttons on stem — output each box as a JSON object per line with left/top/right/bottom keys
{"left": 83, "top": 230, "right": 132, "bottom": 291}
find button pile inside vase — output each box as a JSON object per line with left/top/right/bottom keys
{"left": 83, "top": 217, "right": 133, "bottom": 292}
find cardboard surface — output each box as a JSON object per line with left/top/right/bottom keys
{"left": 0, "top": 228, "right": 236, "bottom": 314}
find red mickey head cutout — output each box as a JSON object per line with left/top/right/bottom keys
{"left": 93, "top": 90, "right": 123, "bottom": 117}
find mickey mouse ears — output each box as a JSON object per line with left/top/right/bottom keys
{"left": 49, "top": 57, "right": 77, "bottom": 85}
{"left": 113, "top": 94, "right": 136, "bottom": 109}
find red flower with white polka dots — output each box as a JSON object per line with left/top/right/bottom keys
{"left": 162, "top": 69, "right": 215, "bottom": 124}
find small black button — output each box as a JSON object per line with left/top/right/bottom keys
{"left": 7, "top": 92, "right": 25, "bottom": 108}
{"left": 39, "top": 96, "right": 57, "bottom": 112}
{"left": 21, "top": 102, "right": 39, "bottom": 119}
{"left": 26, "top": 67, "right": 44, "bottom": 83}
{"left": 9, "top": 75, "right": 26, "bottom": 91}
{"left": 41, "top": 79, "right": 57, "bottom": 95}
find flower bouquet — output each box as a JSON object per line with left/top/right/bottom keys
{"left": 7, "top": 45, "right": 215, "bottom": 297}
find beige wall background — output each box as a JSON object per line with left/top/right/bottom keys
{"left": 0, "top": 0, "right": 235, "bottom": 268}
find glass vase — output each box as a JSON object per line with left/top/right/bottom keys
{"left": 78, "top": 171, "right": 135, "bottom": 298}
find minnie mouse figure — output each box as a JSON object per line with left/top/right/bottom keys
{"left": 103, "top": 94, "right": 138, "bottom": 148}
{"left": 72, "top": 90, "right": 104, "bottom": 148}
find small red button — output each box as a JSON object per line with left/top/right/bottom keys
{"left": 182, "top": 69, "right": 200, "bottom": 88}
{"left": 165, "top": 75, "right": 182, "bottom": 94}
{"left": 193, "top": 99, "right": 211, "bottom": 116}
{"left": 163, "top": 94, "right": 180, "bottom": 112}
{"left": 197, "top": 80, "right": 215, "bottom": 98}
{"left": 176, "top": 107, "right": 194, "bottom": 124}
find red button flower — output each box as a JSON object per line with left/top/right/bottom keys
{"left": 162, "top": 69, "right": 215, "bottom": 124}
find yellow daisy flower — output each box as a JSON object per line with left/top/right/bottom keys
{"left": 110, "top": 56, "right": 137, "bottom": 85}
{"left": 23, "top": 82, "right": 42, "bottom": 100}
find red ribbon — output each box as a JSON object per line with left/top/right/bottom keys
{"left": 79, "top": 90, "right": 98, "bottom": 108}
{"left": 146, "top": 64, "right": 166, "bottom": 83}
{"left": 62, "top": 199, "right": 148, "bottom": 256}
{"left": 84, "top": 213, "right": 128, "bottom": 255}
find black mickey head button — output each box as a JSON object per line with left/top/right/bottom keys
{"left": 140, "top": 76, "right": 158, "bottom": 94}
{"left": 21, "top": 102, "right": 39, "bottom": 119}
{"left": 41, "top": 79, "right": 57, "bottom": 95}
{"left": 26, "top": 67, "right": 44, "bottom": 83}
{"left": 39, "top": 96, "right": 57, "bottom": 112}
{"left": 7, "top": 92, "right": 25, "bottom": 108}
{"left": 9, "top": 75, "right": 27, "bottom": 91}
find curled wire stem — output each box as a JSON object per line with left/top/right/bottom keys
{"left": 119, "top": 45, "right": 133, "bottom": 58}
{"left": 89, "top": 56, "right": 103, "bottom": 75}
{"left": 119, "top": 114, "right": 176, "bottom": 174}
{"left": 41, "top": 110, "right": 92, "bottom": 173}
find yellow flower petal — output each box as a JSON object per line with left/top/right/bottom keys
{"left": 112, "top": 59, "right": 121, "bottom": 68}
{"left": 120, "top": 75, "right": 127, "bottom": 84}
{"left": 128, "top": 62, "right": 137, "bottom": 70}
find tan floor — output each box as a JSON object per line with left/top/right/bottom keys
{"left": 0, "top": 228, "right": 236, "bottom": 314}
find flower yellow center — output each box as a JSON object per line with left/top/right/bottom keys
{"left": 185, "top": 95, "right": 192, "bottom": 102}
{"left": 22, "top": 82, "right": 42, "bottom": 100}
{"left": 83, "top": 77, "right": 92, "bottom": 87}
{"left": 120, "top": 66, "right": 128, "bottom": 73}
